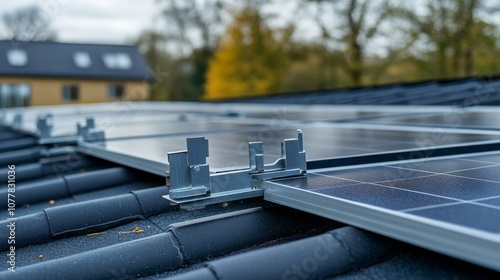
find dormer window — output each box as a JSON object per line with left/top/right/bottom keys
{"left": 102, "top": 53, "right": 132, "bottom": 69}
{"left": 73, "top": 52, "right": 91, "bottom": 68}
{"left": 7, "top": 49, "right": 28, "bottom": 66}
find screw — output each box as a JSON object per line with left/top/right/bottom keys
{"left": 194, "top": 166, "right": 200, "bottom": 172}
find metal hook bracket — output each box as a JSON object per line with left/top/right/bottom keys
{"left": 36, "top": 114, "right": 54, "bottom": 139}
{"left": 76, "top": 118, "right": 105, "bottom": 143}
{"left": 164, "top": 129, "right": 306, "bottom": 209}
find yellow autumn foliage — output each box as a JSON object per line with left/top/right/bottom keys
{"left": 203, "top": 7, "right": 286, "bottom": 100}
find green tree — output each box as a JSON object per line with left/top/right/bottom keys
{"left": 308, "top": 0, "right": 397, "bottom": 86}
{"left": 156, "top": 0, "right": 225, "bottom": 100}
{"left": 397, "top": 0, "right": 500, "bottom": 78}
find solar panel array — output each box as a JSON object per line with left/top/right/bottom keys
{"left": 2, "top": 102, "right": 500, "bottom": 271}
{"left": 223, "top": 77, "right": 500, "bottom": 106}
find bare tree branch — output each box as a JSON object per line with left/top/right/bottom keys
{"left": 2, "top": 6, "right": 56, "bottom": 41}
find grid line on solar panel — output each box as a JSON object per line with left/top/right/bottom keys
{"left": 385, "top": 165, "right": 500, "bottom": 186}
{"left": 270, "top": 153, "right": 500, "bottom": 234}
{"left": 399, "top": 201, "right": 464, "bottom": 212}
{"left": 272, "top": 173, "right": 462, "bottom": 208}
{"left": 404, "top": 200, "right": 500, "bottom": 213}
{"left": 362, "top": 111, "right": 500, "bottom": 131}
{"left": 475, "top": 196, "right": 500, "bottom": 206}
{"left": 387, "top": 158, "right": 498, "bottom": 173}
{"left": 407, "top": 203, "right": 500, "bottom": 233}
{"left": 314, "top": 166, "right": 500, "bottom": 203}
{"left": 456, "top": 154, "right": 500, "bottom": 164}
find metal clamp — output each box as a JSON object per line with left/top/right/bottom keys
{"left": 12, "top": 114, "right": 23, "bottom": 129}
{"left": 77, "top": 118, "right": 105, "bottom": 143}
{"left": 36, "top": 114, "right": 54, "bottom": 139}
{"left": 164, "top": 129, "right": 306, "bottom": 209}
{"left": 0, "top": 110, "right": 5, "bottom": 125}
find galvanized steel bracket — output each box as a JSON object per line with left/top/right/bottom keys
{"left": 77, "top": 118, "right": 105, "bottom": 143}
{"left": 36, "top": 114, "right": 53, "bottom": 139}
{"left": 164, "top": 129, "right": 307, "bottom": 209}
{"left": 12, "top": 114, "right": 23, "bottom": 129}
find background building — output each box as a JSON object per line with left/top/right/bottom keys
{"left": 0, "top": 41, "right": 150, "bottom": 108}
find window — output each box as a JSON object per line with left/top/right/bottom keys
{"left": 14, "top": 84, "right": 31, "bottom": 107}
{"left": 0, "top": 84, "right": 12, "bottom": 108}
{"left": 6, "top": 49, "right": 28, "bottom": 66}
{"left": 108, "top": 84, "right": 125, "bottom": 99}
{"left": 0, "top": 84, "right": 31, "bottom": 108}
{"left": 63, "top": 85, "right": 79, "bottom": 101}
{"left": 73, "top": 52, "right": 91, "bottom": 68}
{"left": 102, "top": 53, "right": 132, "bottom": 69}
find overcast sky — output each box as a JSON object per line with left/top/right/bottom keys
{"left": 1, "top": 0, "right": 159, "bottom": 44}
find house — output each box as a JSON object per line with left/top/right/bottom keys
{"left": 0, "top": 40, "right": 150, "bottom": 108}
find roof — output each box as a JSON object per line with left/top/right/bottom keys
{"left": 0, "top": 40, "right": 150, "bottom": 80}
{"left": 1, "top": 97, "right": 500, "bottom": 279}
{"left": 218, "top": 76, "right": 500, "bottom": 106}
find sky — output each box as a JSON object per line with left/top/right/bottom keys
{"left": 1, "top": 0, "right": 160, "bottom": 44}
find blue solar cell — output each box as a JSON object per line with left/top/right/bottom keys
{"left": 463, "top": 154, "right": 500, "bottom": 164}
{"left": 408, "top": 203, "right": 500, "bottom": 233}
{"left": 390, "top": 159, "right": 496, "bottom": 173}
{"left": 476, "top": 197, "right": 500, "bottom": 207}
{"left": 313, "top": 184, "right": 456, "bottom": 210}
{"left": 273, "top": 174, "right": 359, "bottom": 190}
{"left": 449, "top": 165, "right": 500, "bottom": 183}
{"left": 317, "top": 166, "right": 433, "bottom": 183}
{"left": 379, "top": 174, "right": 500, "bottom": 200}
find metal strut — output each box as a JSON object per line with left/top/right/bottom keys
{"left": 164, "top": 129, "right": 307, "bottom": 209}
{"left": 36, "top": 114, "right": 54, "bottom": 139}
{"left": 76, "top": 118, "right": 105, "bottom": 143}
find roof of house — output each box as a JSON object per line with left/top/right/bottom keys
{"left": 0, "top": 40, "right": 150, "bottom": 80}
{"left": 1, "top": 89, "right": 500, "bottom": 279}
{"left": 218, "top": 76, "right": 500, "bottom": 106}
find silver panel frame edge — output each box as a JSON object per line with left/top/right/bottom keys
{"left": 78, "top": 143, "right": 168, "bottom": 176}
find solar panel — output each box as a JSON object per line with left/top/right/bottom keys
{"left": 263, "top": 151, "right": 500, "bottom": 271}
{"left": 5, "top": 102, "right": 500, "bottom": 272}
{"left": 363, "top": 110, "right": 500, "bottom": 131}
{"left": 79, "top": 123, "right": 500, "bottom": 176}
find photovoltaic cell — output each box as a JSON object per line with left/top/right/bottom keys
{"left": 409, "top": 204, "right": 500, "bottom": 233}
{"left": 80, "top": 124, "right": 500, "bottom": 175}
{"left": 363, "top": 111, "right": 500, "bottom": 131}
{"left": 264, "top": 152, "right": 500, "bottom": 271}
{"left": 314, "top": 183, "right": 456, "bottom": 210}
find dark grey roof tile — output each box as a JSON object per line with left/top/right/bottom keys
{"left": 168, "top": 227, "right": 399, "bottom": 280}
{"left": 0, "top": 40, "right": 150, "bottom": 80}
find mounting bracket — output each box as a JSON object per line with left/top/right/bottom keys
{"left": 36, "top": 116, "right": 106, "bottom": 145}
{"left": 12, "top": 114, "right": 23, "bottom": 129}
{"left": 77, "top": 118, "right": 106, "bottom": 143}
{"left": 163, "top": 129, "right": 306, "bottom": 209}
{"left": 36, "top": 114, "right": 54, "bottom": 139}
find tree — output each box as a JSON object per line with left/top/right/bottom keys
{"left": 2, "top": 6, "right": 56, "bottom": 41}
{"left": 157, "top": 0, "right": 225, "bottom": 52}
{"left": 308, "top": 0, "right": 396, "bottom": 86}
{"left": 397, "top": 0, "right": 500, "bottom": 78}
{"left": 155, "top": 0, "right": 226, "bottom": 100}
{"left": 204, "top": 6, "right": 290, "bottom": 99}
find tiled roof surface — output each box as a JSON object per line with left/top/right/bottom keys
{"left": 0, "top": 40, "right": 150, "bottom": 80}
